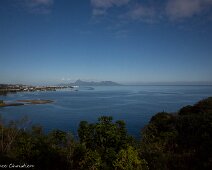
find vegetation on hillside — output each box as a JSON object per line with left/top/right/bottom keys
{"left": 0, "top": 97, "right": 212, "bottom": 169}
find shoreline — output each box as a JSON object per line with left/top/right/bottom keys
{"left": 0, "top": 99, "right": 53, "bottom": 107}
{"left": 0, "top": 84, "right": 73, "bottom": 96}
{"left": 17, "top": 100, "right": 53, "bottom": 104}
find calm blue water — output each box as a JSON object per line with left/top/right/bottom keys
{"left": 0, "top": 85, "right": 212, "bottom": 138}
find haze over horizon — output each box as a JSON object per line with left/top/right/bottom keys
{"left": 1, "top": 0, "right": 212, "bottom": 85}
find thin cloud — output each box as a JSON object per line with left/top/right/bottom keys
{"left": 92, "top": 8, "right": 106, "bottom": 16}
{"left": 91, "top": 0, "right": 130, "bottom": 8}
{"left": 126, "top": 4, "right": 156, "bottom": 22}
{"left": 30, "top": 0, "right": 53, "bottom": 5}
{"left": 166, "top": 0, "right": 212, "bottom": 20}
{"left": 91, "top": 0, "right": 130, "bottom": 16}
{"left": 23, "top": 0, "right": 54, "bottom": 14}
{"left": 90, "top": 0, "right": 212, "bottom": 22}
{"left": 127, "top": 0, "right": 212, "bottom": 22}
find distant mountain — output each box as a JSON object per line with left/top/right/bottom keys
{"left": 67, "top": 80, "right": 121, "bottom": 86}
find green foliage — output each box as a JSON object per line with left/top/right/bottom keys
{"left": 113, "top": 146, "right": 148, "bottom": 170}
{"left": 179, "top": 97, "right": 212, "bottom": 115}
{"left": 141, "top": 97, "right": 212, "bottom": 170}
{"left": 48, "top": 129, "right": 68, "bottom": 148}
{"left": 79, "top": 149, "right": 102, "bottom": 170}
{"left": 12, "top": 127, "right": 68, "bottom": 169}
{"left": 140, "top": 112, "right": 178, "bottom": 170}
{"left": 78, "top": 116, "right": 133, "bottom": 169}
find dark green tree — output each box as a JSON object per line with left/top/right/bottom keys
{"left": 78, "top": 116, "right": 133, "bottom": 169}
{"left": 113, "top": 146, "right": 148, "bottom": 170}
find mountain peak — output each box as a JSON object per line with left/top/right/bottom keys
{"left": 72, "top": 80, "right": 120, "bottom": 86}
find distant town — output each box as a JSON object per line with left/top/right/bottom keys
{"left": 0, "top": 84, "right": 72, "bottom": 95}
{"left": 0, "top": 80, "right": 121, "bottom": 95}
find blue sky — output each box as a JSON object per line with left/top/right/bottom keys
{"left": 0, "top": 0, "right": 212, "bottom": 85}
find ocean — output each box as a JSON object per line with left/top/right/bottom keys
{"left": 1, "top": 85, "right": 212, "bottom": 138}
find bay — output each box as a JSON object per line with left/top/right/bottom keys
{"left": 1, "top": 85, "right": 212, "bottom": 138}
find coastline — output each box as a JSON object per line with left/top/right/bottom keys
{"left": 0, "top": 100, "right": 53, "bottom": 107}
